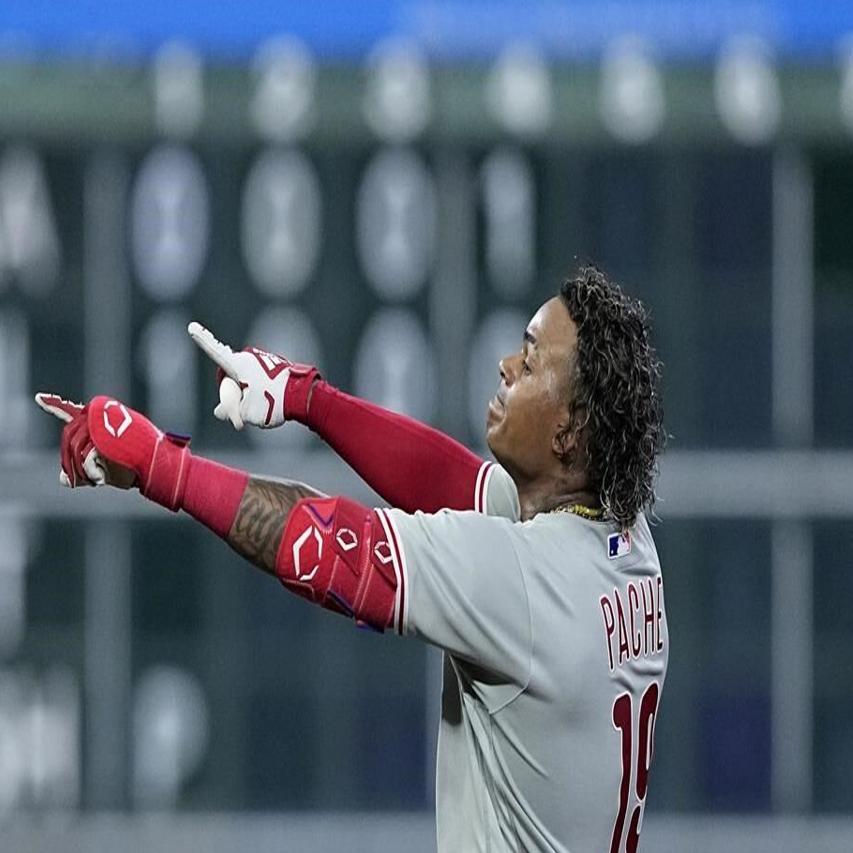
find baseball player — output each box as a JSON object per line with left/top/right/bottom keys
{"left": 37, "top": 266, "right": 668, "bottom": 852}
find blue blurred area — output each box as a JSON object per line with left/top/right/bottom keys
{"left": 2, "top": 0, "right": 853, "bottom": 60}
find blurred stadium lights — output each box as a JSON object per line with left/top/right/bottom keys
{"left": 599, "top": 36, "right": 666, "bottom": 143}
{"left": 714, "top": 36, "right": 782, "bottom": 145}
{"left": 0, "top": 147, "right": 60, "bottom": 296}
{"left": 486, "top": 42, "right": 553, "bottom": 136}
{"left": 0, "top": 514, "right": 28, "bottom": 656}
{"left": 0, "top": 311, "right": 33, "bottom": 449}
{"left": 153, "top": 42, "right": 204, "bottom": 139}
{"left": 839, "top": 36, "right": 853, "bottom": 134}
{"left": 241, "top": 148, "right": 323, "bottom": 296}
{"left": 480, "top": 149, "right": 536, "bottom": 295}
{"left": 137, "top": 311, "right": 198, "bottom": 432}
{"left": 132, "top": 665, "right": 210, "bottom": 809}
{"left": 130, "top": 145, "right": 209, "bottom": 300}
{"left": 249, "top": 37, "right": 317, "bottom": 142}
{"left": 354, "top": 308, "right": 438, "bottom": 425}
{"left": 364, "top": 38, "right": 432, "bottom": 141}
{"left": 0, "top": 667, "right": 80, "bottom": 816}
{"left": 356, "top": 147, "right": 437, "bottom": 298}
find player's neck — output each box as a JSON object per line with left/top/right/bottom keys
{"left": 515, "top": 474, "right": 599, "bottom": 522}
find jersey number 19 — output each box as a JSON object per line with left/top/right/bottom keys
{"left": 609, "top": 681, "right": 660, "bottom": 853}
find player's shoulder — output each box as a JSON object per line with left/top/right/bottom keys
{"left": 515, "top": 510, "right": 657, "bottom": 567}
{"left": 522, "top": 508, "right": 652, "bottom": 535}
{"left": 480, "top": 461, "right": 521, "bottom": 521}
{"left": 385, "top": 504, "right": 520, "bottom": 542}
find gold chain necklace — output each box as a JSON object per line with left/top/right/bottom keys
{"left": 549, "top": 503, "right": 605, "bottom": 520}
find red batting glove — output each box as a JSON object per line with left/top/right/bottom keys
{"left": 36, "top": 392, "right": 191, "bottom": 508}
{"left": 36, "top": 393, "right": 106, "bottom": 487}
{"left": 37, "top": 393, "right": 250, "bottom": 537}
{"left": 83, "top": 396, "right": 192, "bottom": 510}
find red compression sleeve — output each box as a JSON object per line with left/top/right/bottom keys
{"left": 302, "top": 381, "right": 487, "bottom": 515}
{"left": 180, "top": 455, "right": 249, "bottom": 538}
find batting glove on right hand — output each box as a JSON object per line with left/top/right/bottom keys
{"left": 35, "top": 393, "right": 107, "bottom": 487}
{"left": 187, "top": 322, "right": 320, "bottom": 431}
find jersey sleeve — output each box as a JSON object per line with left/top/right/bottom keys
{"left": 377, "top": 507, "right": 532, "bottom": 685}
{"left": 478, "top": 462, "right": 521, "bottom": 521}
{"left": 304, "top": 382, "right": 521, "bottom": 518}
{"left": 304, "top": 381, "right": 488, "bottom": 514}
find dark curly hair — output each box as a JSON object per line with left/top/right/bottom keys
{"left": 558, "top": 266, "right": 665, "bottom": 529}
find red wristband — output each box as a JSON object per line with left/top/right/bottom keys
{"left": 282, "top": 363, "right": 321, "bottom": 422}
{"left": 181, "top": 455, "right": 249, "bottom": 538}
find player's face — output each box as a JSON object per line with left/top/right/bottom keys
{"left": 486, "top": 297, "right": 577, "bottom": 480}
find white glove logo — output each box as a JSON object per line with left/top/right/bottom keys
{"left": 253, "top": 349, "right": 288, "bottom": 378}
{"left": 292, "top": 524, "right": 322, "bottom": 582}
{"left": 103, "top": 400, "right": 133, "bottom": 438}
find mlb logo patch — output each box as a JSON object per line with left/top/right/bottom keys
{"left": 607, "top": 531, "right": 632, "bottom": 560}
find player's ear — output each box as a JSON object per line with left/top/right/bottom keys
{"left": 553, "top": 422, "right": 577, "bottom": 465}
{"left": 553, "top": 406, "right": 587, "bottom": 468}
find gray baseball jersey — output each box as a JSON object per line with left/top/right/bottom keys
{"left": 375, "top": 463, "right": 668, "bottom": 852}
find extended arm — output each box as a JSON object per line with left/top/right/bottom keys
{"left": 38, "top": 393, "right": 529, "bottom": 660}
{"left": 301, "top": 380, "right": 490, "bottom": 514}
{"left": 38, "top": 394, "right": 402, "bottom": 631}
{"left": 187, "top": 323, "right": 495, "bottom": 515}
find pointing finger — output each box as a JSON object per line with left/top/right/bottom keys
{"left": 187, "top": 322, "right": 239, "bottom": 381}
{"left": 35, "top": 392, "right": 84, "bottom": 424}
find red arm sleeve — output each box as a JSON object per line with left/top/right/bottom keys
{"left": 300, "top": 381, "right": 489, "bottom": 514}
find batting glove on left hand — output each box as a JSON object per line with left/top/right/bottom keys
{"left": 187, "top": 322, "right": 320, "bottom": 431}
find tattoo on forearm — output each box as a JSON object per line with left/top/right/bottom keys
{"left": 227, "top": 477, "right": 324, "bottom": 576}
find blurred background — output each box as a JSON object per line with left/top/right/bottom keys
{"left": 1, "top": 1, "right": 852, "bottom": 851}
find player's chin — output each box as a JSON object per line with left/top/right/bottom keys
{"left": 485, "top": 409, "right": 499, "bottom": 441}
{"left": 485, "top": 414, "right": 503, "bottom": 454}
{"left": 486, "top": 426, "right": 512, "bottom": 472}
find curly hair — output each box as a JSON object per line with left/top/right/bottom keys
{"left": 558, "top": 266, "right": 665, "bottom": 529}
